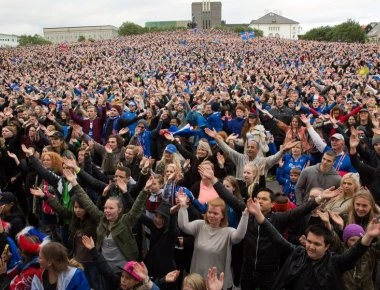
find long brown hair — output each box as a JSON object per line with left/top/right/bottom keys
{"left": 346, "top": 190, "right": 379, "bottom": 226}
{"left": 241, "top": 116, "right": 260, "bottom": 144}
{"left": 223, "top": 176, "right": 243, "bottom": 201}
{"left": 40, "top": 242, "right": 69, "bottom": 273}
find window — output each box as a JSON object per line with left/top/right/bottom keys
{"left": 269, "top": 33, "right": 273, "bottom": 37}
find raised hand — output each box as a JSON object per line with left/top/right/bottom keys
{"left": 82, "top": 235, "right": 95, "bottom": 250}
{"left": 62, "top": 168, "right": 77, "bottom": 185}
{"left": 116, "top": 177, "right": 127, "bottom": 193}
{"left": 163, "top": 132, "right": 175, "bottom": 142}
{"left": 21, "top": 144, "right": 34, "bottom": 157}
{"left": 206, "top": 267, "right": 224, "bottom": 290}
{"left": 198, "top": 164, "right": 216, "bottom": 182}
{"left": 133, "top": 262, "right": 149, "bottom": 282}
{"left": 204, "top": 128, "right": 218, "bottom": 139}
{"left": 7, "top": 151, "right": 18, "bottom": 160}
{"left": 299, "top": 235, "right": 307, "bottom": 246}
{"left": 349, "top": 127, "right": 360, "bottom": 149}
{"left": 144, "top": 176, "right": 154, "bottom": 191}
{"left": 30, "top": 187, "right": 44, "bottom": 197}
{"left": 176, "top": 188, "right": 188, "bottom": 206}
{"left": 300, "top": 114, "right": 310, "bottom": 126}
{"left": 165, "top": 270, "right": 180, "bottom": 283}
{"left": 320, "top": 186, "right": 340, "bottom": 201}
{"left": 119, "top": 127, "right": 129, "bottom": 135}
{"left": 282, "top": 139, "right": 299, "bottom": 151}
{"left": 104, "top": 143, "right": 113, "bottom": 154}
{"left": 216, "top": 152, "right": 225, "bottom": 168}
{"left": 328, "top": 210, "right": 344, "bottom": 230}
{"left": 364, "top": 218, "right": 380, "bottom": 238}
{"left": 247, "top": 198, "right": 261, "bottom": 216}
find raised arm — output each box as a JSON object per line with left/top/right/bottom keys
{"left": 300, "top": 115, "right": 327, "bottom": 153}
{"left": 247, "top": 198, "right": 294, "bottom": 255}
{"left": 63, "top": 169, "right": 103, "bottom": 221}
{"left": 230, "top": 210, "right": 249, "bottom": 243}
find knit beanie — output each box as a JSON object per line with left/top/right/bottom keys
{"left": 342, "top": 224, "right": 365, "bottom": 243}
{"left": 372, "top": 134, "right": 380, "bottom": 146}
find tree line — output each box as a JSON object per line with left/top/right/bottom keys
{"left": 300, "top": 19, "right": 367, "bottom": 43}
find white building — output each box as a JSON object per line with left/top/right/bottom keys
{"left": 0, "top": 34, "right": 19, "bottom": 47}
{"left": 367, "top": 23, "right": 380, "bottom": 43}
{"left": 249, "top": 12, "right": 301, "bottom": 40}
{"left": 43, "top": 25, "right": 119, "bottom": 43}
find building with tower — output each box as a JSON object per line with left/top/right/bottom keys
{"left": 191, "top": 1, "right": 222, "bottom": 29}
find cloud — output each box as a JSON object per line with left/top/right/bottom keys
{"left": 0, "top": 0, "right": 377, "bottom": 35}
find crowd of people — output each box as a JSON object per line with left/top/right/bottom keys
{"left": 0, "top": 29, "right": 380, "bottom": 289}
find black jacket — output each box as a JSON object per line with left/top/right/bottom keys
{"left": 214, "top": 181, "right": 320, "bottom": 272}
{"left": 260, "top": 219, "right": 369, "bottom": 290}
{"left": 141, "top": 213, "right": 178, "bottom": 279}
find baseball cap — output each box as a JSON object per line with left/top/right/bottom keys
{"left": 330, "top": 133, "right": 344, "bottom": 141}
{"left": 50, "top": 131, "right": 64, "bottom": 139}
{"left": 165, "top": 144, "right": 176, "bottom": 154}
{"left": 118, "top": 261, "right": 143, "bottom": 282}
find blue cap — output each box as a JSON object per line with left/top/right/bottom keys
{"left": 165, "top": 144, "right": 176, "bottom": 154}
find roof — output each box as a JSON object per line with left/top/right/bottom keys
{"left": 250, "top": 12, "right": 299, "bottom": 25}
{"left": 43, "top": 25, "right": 118, "bottom": 30}
{"left": 367, "top": 23, "right": 380, "bottom": 37}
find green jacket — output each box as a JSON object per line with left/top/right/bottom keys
{"left": 71, "top": 184, "right": 149, "bottom": 261}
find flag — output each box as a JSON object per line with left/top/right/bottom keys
{"left": 240, "top": 31, "right": 255, "bottom": 41}
{"left": 373, "top": 75, "right": 380, "bottom": 81}
{"left": 59, "top": 41, "right": 69, "bottom": 52}
{"left": 357, "top": 66, "right": 369, "bottom": 76}
{"left": 179, "top": 40, "right": 187, "bottom": 46}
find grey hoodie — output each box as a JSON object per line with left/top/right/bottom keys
{"left": 295, "top": 164, "right": 341, "bottom": 205}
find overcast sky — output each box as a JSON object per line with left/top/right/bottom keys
{"left": 1, "top": 0, "right": 378, "bottom": 36}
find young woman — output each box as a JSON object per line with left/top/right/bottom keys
{"left": 343, "top": 190, "right": 380, "bottom": 229}
{"left": 323, "top": 173, "right": 360, "bottom": 214}
{"left": 177, "top": 195, "right": 249, "bottom": 290}
{"left": 30, "top": 189, "right": 101, "bottom": 289}
{"left": 240, "top": 113, "right": 268, "bottom": 157}
{"left": 276, "top": 142, "right": 310, "bottom": 186}
{"left": 33, "top": 242, "right": 90, "bottom": 290}
{"left": 62, "top": 165, "right": 151, "bottom": 272}
{"left": 155, "top": 144, "right": 183, "bottom": 177}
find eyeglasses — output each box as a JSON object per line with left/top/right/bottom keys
{"left": 136, "top": 125, "right": 145, "bottom": 128}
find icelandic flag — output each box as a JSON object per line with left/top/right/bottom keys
{"left": 240, "top": 31, "right": 255, "bottom": 41}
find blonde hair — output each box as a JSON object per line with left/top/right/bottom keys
{"left": 196, "top": 140, "right": 213, "bottom": 158}
{"left": 205, "top": 197, "right": 228, "bottom": 227}
{"left": 341, "top": 173, "right": 360, "bottom": 195}
{"left": 183, "top": 273, "right": 206, "bottom": 290}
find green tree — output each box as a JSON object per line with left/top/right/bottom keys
{"left": 301, "top": 26, "right": 333, "bottom": 41}
{"left": 78, "top": 35, "right": 85, "bottom": 42}
{"left": 118, "top": 22, "right": 144, "bottom": 35}
{"left": 18, "top": 34, "right": 51, "bottom": 46}
{"left": 301, "top": 19, "right": 366, "bottom": 43}
{"left": 327, "top": 19, "right": 366, "bottom": 43}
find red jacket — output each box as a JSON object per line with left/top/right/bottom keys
{"left": 69, "top": 106, "right": 107, "bottom": 143}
